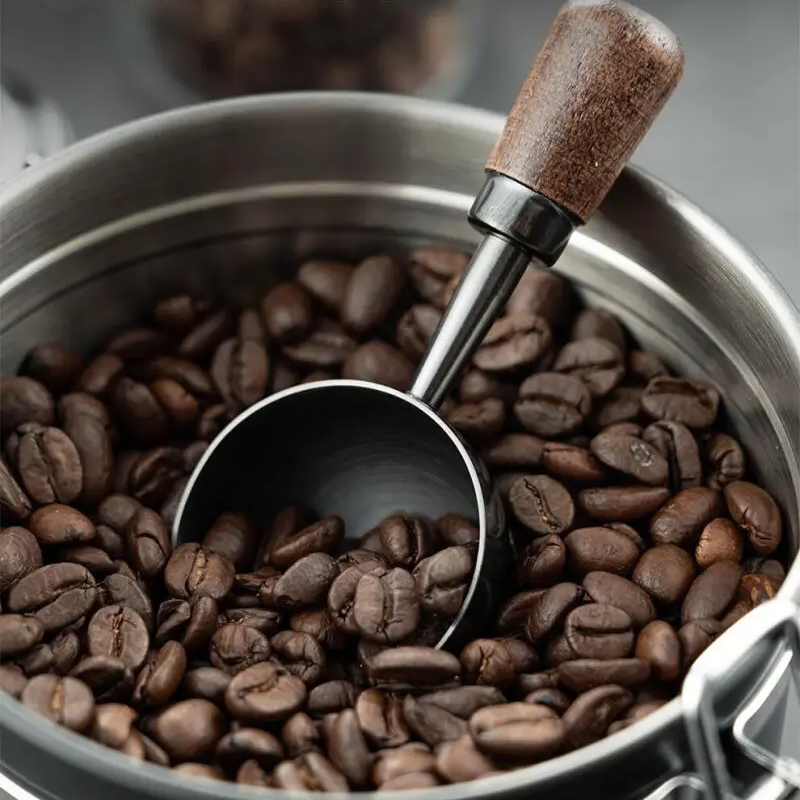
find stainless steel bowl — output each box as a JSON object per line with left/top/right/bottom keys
{"left": 1, "top": 94, "right": 798, "bottom": 800}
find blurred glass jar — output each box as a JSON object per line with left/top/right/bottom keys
{"left": 124, "top": 0, "right": 480, "bottom": 104}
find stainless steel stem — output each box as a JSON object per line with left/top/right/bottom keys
{"left": 409, "top": 233, "right": 533, "bottom": 409}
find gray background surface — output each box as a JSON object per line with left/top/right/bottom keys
{"left": 2, "top": 0, "right": 798, "bottom": 304}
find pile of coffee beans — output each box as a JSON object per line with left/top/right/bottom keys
{"left": 0, "top": 246, "right": 788, "bottom": 792}
{"left": 148, "top": 0, "right": 460, "bottom": 98}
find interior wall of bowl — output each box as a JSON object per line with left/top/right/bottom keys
{"left": 1, "top": 187, "right": 797, "bottom": 571}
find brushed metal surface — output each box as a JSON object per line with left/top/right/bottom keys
{"left": 0, "top": 94, "right": 798, "bottom": 800}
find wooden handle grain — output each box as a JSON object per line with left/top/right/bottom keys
{"left": 487, "top": 0, "right": 684, "bottom": 223}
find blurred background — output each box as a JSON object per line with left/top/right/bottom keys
{"left": 2, "top": 0, "right": 798, "bottom": 303}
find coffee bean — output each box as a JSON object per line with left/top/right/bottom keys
{"left": 105, "top": 327, "right": 173, "bottom": 361}
{"left": 20, "top": 342, "right": 84, "bottom": 395}
{"left": 164, "top": 543, "right": 235, "bottom": 600}
{"left": 459, "top": 369, "right": 519, "bottom": 407}
{"left": 210, "top": 337, "right": 269, "bottom": 409}
{"left": 283, "top": 328, "right": 358, "bottom": 370}
{"left": 102, "top": 573, "right": 154, "bottom": 631}
{"left": 496, "top": 590, "right": 546, "bottom": 636}
{"left": 282, "top": 711, "right": 321, "bottom": 757}
{"left": 582, "top": 572, "right": 655, "bottom": 630}
{"left": 307, "top": 680, "right": 356, "bottom": 716}
{"left": 210, "top": 624, "right": 271, "bottom": 674}
{"left": 271, "top": 553, "right": 338, "bottom": 611}
{"left": 16, "top": 426, "right": 83, "bottom": 505}
{"left": 290, "top": 607, "right": 343, "bottom": 650}
{"left": 0, "top": 377, "right": 55, "bottom": 436}
{"left": 183, "top": 666, "right": 231, "bottom": 703}
{"left": 473, "top": 314, "right": 552, "bottom": 374}
{"left": 590, "top": 430, "right": 668, "bottom": 486}
{"left": 365, "top": 646, "right": 460, "bottom": 689}
{"left": 199, "top": 512, "right": 254, "bottom": 571}
{"left": 517, "top": 671, "right": 560, "bottom": 695}
{"left": 481, "top": 434, "right": 544, "bottom": 473}
{"left": 724, "top": 481, "right": 783, "bottom": 555}
{"left": 514, "top": 372, "right": 592, "bottom": 437}
{"left": 559, "top": 658, "right": 650, "bottom": 692}
{"left": 681, "top": 560, "right": 743, "bottom": 624}
{"left": 353, "top": 567, "right": 420, "bottom": 645}
{"left": 55, "top": 545, "right": 115, "bottom": 577}
{"left": 270, "top": 516, "right": 345, "bottom": 570}
{"left": 524, "top": 582, "right": 586, "bottom": 645}
{"left": 378, "top": 515, "right": 430, "bottom": 570}
{"left": 146, "top": 356, "right": 217, "bottom": 401}
{"left": 8, "top": 563, "right": 97, "bottom": 635}
{"left": 678, "top": 619, "right": 723, "bottom": 670}
{"left": 69, "top": 655, "right": 133, "bottom": 702}
{"left": 274, "top": 753, "right": 348, "bottom": 792}
{"left": 295, "top": 259, "right": 353, "bottom": 312}
{"left": 554, "top": 337, "right": 625, "bottom": 398}
{"left": 353, "top": 689, "right": 409, "bottom": 748}
{"left": 633, "top": 545, "right": 695, "bottom": 606}
{"left": 592, "top": 386, "right": 644, "bottom": 428}
{"left": 408, "top": 248, "right": 467, "bottom": 308}
{"left": 413, "top": 546, "right": 473, "bottom": 617}
{"left": 87, "top": 605, "right": 150, "bottom": 670}
{"left": 158, "top": 595, "right": 218, "bottom": 651}
{"left": 564, "top": 527, "right": 640, "bottom": 577}
{"left": 152, "top": 295, "right": 211, "bottom": 335}
{"left": 89, "top": 703, "right": 138, "bottom": 749}
{"left": 579, "top": 485, "right": 670, "bottom": 522}
{"left": 507, "top": 269, "right": 572, "bottom": 328}
{"left": 341, "top": 255, "right": 406, "bottom": 335}
{"left": 701, "top": 432, "right": 745, "bottom": 490}
{"left": 271, "top": 630, "right": 326, "bottom": 685}
{"left": 133, "top": 641, "right": 187, "bottom": 706}
{"left": 178, "top": 309, "right": 233, "bottom": 360}
{"left": 323, "top": 708, "right": 373, "bottom": 786}
{"left": 22, "top": 674, "right": 95, "bottom": 732}
{"left": 435, "top": 734, "right": 498, "bottom": 784}
{"left": 628, "top": 350, "right": 668, "bottom": 384}
{"left": 695, "top": 518, "right": 743, "bottom": 569}
{"left": 0, "top": 664, "right": 28, "bottom": 698}
{"left": 110, "top": 377, "right": 169, "bottom": 447}
{"left": 395, "top": 305, "right": 442, "bottom": 361}
{"left": 225, "top": 662, "right": 307, "bottom": 722}
{"left": 447, "top": 398, "right": 506, "bottom": 443}
{"left": 62, "top": 413, "right": 114, "bottom": 506}
{"left": 738, "top": 573, "right": 782, "bottom": 607}
{"left": 541, "top": 442, "right": 606, "bottom": 484}
{"left": 642, "top": 377, "right": 720, "bottom": 429}
{"left": 77, "top": 354, "right": 125, "bottom": 397}
{"left": 635, "top": 620, "right": 681, "bottom": 682}
{"left": 0, "top": 614, "right": 45, "bottom": 657}
{"left": 0, "top": 458, "right": 33, "bottom": 522}
{"left": 28, "top": 504, "right": 94, "bottom": 546}
{"left": 509, "top": 475, "right": 574, "bottom": 536}
{"left": 0, "top": 526, "right": 42, "bottom": 592}
{"left": 572, "top": 310, "right": 627, "bottom": 354}
{"left": 642, "top": 421, "right": 701, "bottom": 491}
{"left": 470, "top": 702, "right": 565, "bottom": 761}
{"left": 436, "top": 513, "right": 479, "bottom": 547}
{"left": 342, "top": 341, "right": 414, "bottom": 390}
{"left": 328, "top": 563, "right": 377, "bottom": 635}
{"left": 459, "top": 639, "right": 514, "bottom": 687}
{"left": 562, "top": 685, "right": 633, "bottom": 748}
{"left": 564, "top": 604, "right": 634, "bottom": 660}
{"left": 216, "top": 728, "right": 284, "bottom": 772}
{"left": 150, "top": 698, "right": 226, "bottom": 762}
{"left": 650, "top": 487, "right": 723, "bottom": 547}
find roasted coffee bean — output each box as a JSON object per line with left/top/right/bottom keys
{"left": 436, "top": 513, "right": 479, "bottom": 547}
{"left": 435, "top": 734, "right": 497, "bottom": 784}
{"left": 47, "top": 630, "right": 81, "bottom": 675}
{"left": 225, "top": 662, "right": 307, "bottom": 722}
{"left": 272, "top": 553, "right": 339, "bottom": 611}
{"left": 514, "top": 372, "right": 591, "bottom": 437}
{"left": 399, "top": 694, "right": 466, "bottom": 749}
{"left": 541, "top": 442, "right": 607, "bottom": 484}
{"left": 564, "top": 604, "right": 634, "bottom": 660}
{"left": 590, "top": 430, "right": 668, "bottom": 486}
{"left": 582, "top": 572, "right": 655, "bottom": 630}
{"left": 565, "top": 527, "right": 640, "bottom": 578}
{"left": 156, "top": 595, "right": 218, "bottom": 651}
{"left": 274, "top": 752, "right": 348, "bottom": 792}
{"left": 643, "top": 421, "right": 702, "bottom": 491}
{"left": 16, "top": 426, "right": 83, "bottom": 505}
{"left": 695, "top": 518, "right": 744, "bottom": 568}
{"left": 342, "top": 340, "right": 415, "bottom": 390}
{"left": 270, "top": 516, "right": 344, "bottom": 570}
{"left": 68, "top": 655, "right": 133, "bottom": 702}
{"left": 77, "top": 353, "right": 124, "bottom": 397}
{"left": 459, "top": 369, "right": 519, "bottom": 407}
{"left": 222, "top": 608, "right": 281, "bottom": 637}
{"left": 0, "top": 526, "right": 42, "bottom": 592}
{"left": 517, "top": 671, "right": 560, "bottom": 695}
{"left": 365, "top": 646, "right": 460, "bottom": 689}
{"left": 271, "top": 630, "right": 326, "bottom": 685}
{"left": 642, "top": 377, "right": 720, "bottom": 429}
{"left": 562, "top": 685, "right": 633, "bottom": 748}
{"left": 496, "top": 590, "right": 546, "bottom": 636}
{"left": 507, "top": 269, "right": 571, "bottom": 328}
{"left": 628, "top": 350, "right": 669, "bottom": 383}
{"left": 0, "top": 458, "right": 33, "bottom": 522}
{"left": 307, "top": 680, "right": 356, "bottom": 716}
{"left": 633, "top": 545, "right": 695, "bottom": 606}
{"left": 559, "top": 658, "right": 650, "bottom": 692}
{"left": 90, "top": 703, "right": 138, "bottom": 749}
{"left": 0, "top": 377, "right": 55, "bottom": 436}
{"left": 470, "top": 702, "right": 565, "bottom": 761}
{"left": 408, "top": 248, "right": 467, "bottom": 308}
{"left": 635, "top": 620, "right": 681, "bottom": 682}
{"left": 164, "top": 543, "right": 235, "bottom": 600}
{"left": 150, "top": 699, "right": 226, "bottom": 762}
{"left": 447, "top": 399, "right": 506, "bottom": 444}
{"left": 283, "top": 328, "right": 358, "bottom": 370}
{"left": 216, "top": 728, "right": 284, "bottom": 772}
{"left": 110, "top": 377, "right": 169, "bottom": 447}
{"left": 22, "top": 674, "right": 95, "bottom": 732}
{"left": 105, "top": 327, "right": 173, "bottom": 360}
{"left": 738, "top": 572, "right": 782, "bottom": 606}
{"left": 102, "top": 573, "right": 154, "bottom": 631}
{"left": 372, "top": 744, "right": 436, "bottom": 787}
{"left": 55, "top": 546, "right": 115, "bottom": 577}
{"left": 474, "top": 314, "right": 552, "bottom": 373}
{"left": 210, "top": 624, "right": 271, "bottom": 674}
{"left": 289, "top": 607, "right": 344, "bottom": 650}
{"left": 591, "top": 386, "right": 644, "bottom": 429}
{"left": 353, "top": 567, "right": 420, "bottom": 645}
{"left": 296, "top": 259, "right": 353, "bottom": 312}
{"left": 395, "top": 305, "right": 442, "bottom": 361}
{"left": 579, "top": 485, "right": 670, "bottom": 522}
{"left": 354, "top": 689, "right": 409, "bottom": 748}
{"left": 126, "top": 507, "right": 171, "bottom": 579}
{"left": 152, "top": 295, "right": 211, "bottom": 335}
{"left": 413, "top": 546, "right": 473, "bottom": 616}
{"left": 525, "top": 582, "right": 586, "bottom": 644}
{"left": 282, "top": 711, "right": 321, "bottom": 757}
{"left": 134, "top": 641, "right": 187, "bottom": 706}
{"left": 0, "top": 614, "right": 45, "bottom": 657}
{"left": 87, "top": 605, "right": 150, "bottom": 670}
{"left": 724, "top": 481, "right": 783, "bottom": 555}
{"left": 377, "top": 515, "right": 430, "bottom": 570}
{"left": 481, "top": 433, "right": 545, "bottom": 472}
{"left": 61, "top": 413, "right": 114, "bottom": 506}
{"left": 415, "top": 686, "right": 503, "bottom": 721}
{"left": 323, "top": 708, "right": 372, "bottom": 786}
{"left": 572, "top": 310, "right": 627, "bottom": 354}
{"left": 679, "top": 619, "right": 723, "bottom": 670}
{"left": 178, "top": 309, "right": 233, "bottom": 360}
{"left": 8, "top": 563, "right": 97, "bottom": 635}
{"left": 702, "top": 432, "right": 745, "bottom": 489}
{"left": 20, "top": 342, "right": 84, "bottom": 395}
{"left": 459, "top": 639, "right": 515, "bottom": 687}
{"left": 183, "top": 666, "right": 231, "bottom": 703}
{"left": 681, "top": 560, "right": 743, "bottom": 624}
{"left": 554, "top": 337, "right": 624, "bottom": 398}
{"left": 126, "top": 446, "right": 184, "bottom": 508}
{"left": 210, "top": 337, "right": 269, "bottom": 409}
{"left": 146, "top": 356, "right": 217, "bottom": 400}
{"left": 328, "top": 563, "right": 379, "bottom": 635}
{"left": 148, "top": 379, "right": 200, "bottom": 429}
{"left": 509, "top": 475, "right": 574, "bottom": 536}
{"left": 28, "top": 503, "right": 94, "bottom": 547}
{"left": 650, "top": 487, "right": 723, "bottom": 547}
{"left": 0, "top": 664, "right": 29, "bottom": 698}
{"left": 340, "top": 254, "right": 406, "bottom": 335}
{"left": 524, "top": 687, "right": 571, "bottom": 713}
{"left": 199, "top": 512, "right": 254, "bottom": 572}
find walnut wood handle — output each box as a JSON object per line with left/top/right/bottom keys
{"left": 487, "top": 0, "right": 684, "bottom": 223}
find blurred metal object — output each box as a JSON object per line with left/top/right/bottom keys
{"left": 1, "top": 77, "right": 72, "bottom": 182}
{"left": 0, "top": 93, "right": 798, "bottom": 800}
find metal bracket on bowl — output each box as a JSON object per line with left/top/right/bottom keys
{"left": 678, "top": 598, "right": 800, "bottom": 800}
